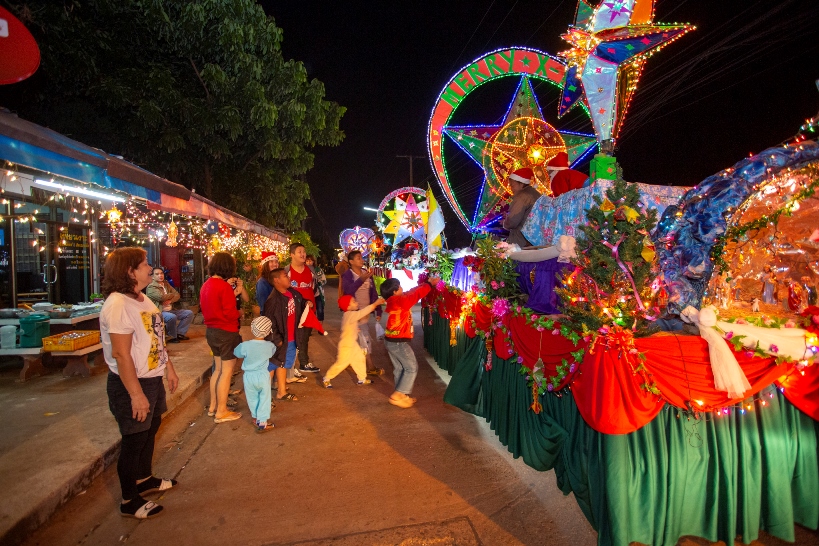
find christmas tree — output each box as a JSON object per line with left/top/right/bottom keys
{"left": 556, "top": 179, "right": 660, "bottom": 335}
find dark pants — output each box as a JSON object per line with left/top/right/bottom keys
{"left": 118, "top": 413, "right": 162, "bottom": 500}
{"left": 107, "top": 373, "right": 167, "bottom": 501}
{"left": 297, "top": 327, "right": 312, "bottom": 367}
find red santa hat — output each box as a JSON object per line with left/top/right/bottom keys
{"left": 338, "top": 294, "right": 354, "bottom": 312}
{"left": 260, "top": 252, "right": 278, "bottom": 267}
{"left": 546, "top": 152, "right": 569, "bottom": 171}
{"left": 508, "top": 167, "right": 534, "bottom": 185}
{"left": 299, "top": 306, "right": 327, "bottom": 335}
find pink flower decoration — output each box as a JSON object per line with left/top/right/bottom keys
{"left": 736, "top": 318, "right": 748, "bottom": 325}
{"left": 724, "top": 331, "right": 734, "bottom": 340}
{"left": 763, "top": 317, "right": 773, "bottom": 326}
{"left": 491, "top": 297, "right": 510, "bottom": 319}
{"left": 785, "top": 320, "right": 796, "bottom": 328}
{"left": 537, "top": 326, "right": 545, "bottom": 332}
{"left": 769, "top": 344, "right": 779, "bottom": 353}
{"left": 552, "top": 329, "right": 560, "bottom": 335}
{"left": 490, "top": 281, "right": 499, "bottom": 290}
{"left": 547, "top": 383, "right": 554, "bottom": 392}
{"left": 500, "top": 281, "right": 505, "bottom": 287}
{"left": 744, "top": 350, "right": 754, "bottom": 358}
{"left": 516, "top": 306, "right": 522, "bottom": 313}
{"left": 517, "top": 356, "right": 524, "bottom": 364}
{"left": 598, "top": 325, "right": 610, "bottom": 335}
{"left": 531, "top": 314, "right": 539, "bottom": 321}
{"left": 436, "top": 280, "right": 446, "bottom": 291}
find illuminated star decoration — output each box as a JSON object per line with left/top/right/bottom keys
{"left": 443, "top": 77, "right": 597, "bottom": 229}
{"left": 339, "top": 226, "right": 376, "bottom": 257}
{"left": 557, "top": 0, "right": 695, "bottom": 145}
{"left": 382, "top": 194, "right": 428, "bottom": 245}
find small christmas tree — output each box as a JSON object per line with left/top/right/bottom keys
{"left": 557, "top": 178, "right": 659, "bottom": 335}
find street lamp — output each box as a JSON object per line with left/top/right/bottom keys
{"left": 363, "top": 206, "right": 379, "bottom": 212}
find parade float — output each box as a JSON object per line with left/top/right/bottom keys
{"left": 421, "top": 2, "right": 819, "bottom": 545}
{"left": 368, "top": 186, "right": 445, "bottom": 291}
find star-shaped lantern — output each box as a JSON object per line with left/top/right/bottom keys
{"left": 444, "top": 77, "right": 597, "bottom": 229}
{"left": 381, "top": 193, "right": 428, "bottom": 245}
{"left": 557, "top": 0, "right": 695, "bottom": 146}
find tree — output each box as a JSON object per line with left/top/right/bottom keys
{"left": 556, "top": 178, "right": 660, "bottom": 335}
{"left": 3, "top": 0, "right": 345, "bottom": 230}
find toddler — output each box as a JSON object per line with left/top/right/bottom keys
{"left": 234, "top": 316, "right": 275, "bottom": 432}
{"left": 322, "top": 295, "right": 385, "bottom": 388}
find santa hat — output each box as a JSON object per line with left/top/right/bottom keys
{"left": 546, "top": 152, "right": 569, "bottom": 171}
{"left": 299, "top": 306, "right": 327, "bottom": 335}
{"left": 250, "top": 316, "right": 272, "bottom": 338}
{"left": 260, "top": 252, "right": 278, "bottom": 267}
{"left": 508, "top": 167, "right": 534, "bottom": 185}
{"left": 338, "top": 294, "right": 354, "bottom": 311}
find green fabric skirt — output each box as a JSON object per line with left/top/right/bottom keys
{"left": 423, "top": 309, "right": 819, "bottom": 546}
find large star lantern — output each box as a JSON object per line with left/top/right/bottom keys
{"left": 444, "top": 77, "right": 597, "bottom": 229}
{"left": 382, "top": 194, "right": 429, "bottom": 245}
{"left": 557, "top": 0, "right": 695, "bottom": 145}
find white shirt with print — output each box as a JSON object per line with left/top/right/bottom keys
{"left": 101, "top": 292, "right": 168, "bottom": 378}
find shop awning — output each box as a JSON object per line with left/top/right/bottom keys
{"left": 0, "top": 110, "right": 191, "bottom": 203}
{"left": 147, "top": 192, "right": 288, "bottom": 243}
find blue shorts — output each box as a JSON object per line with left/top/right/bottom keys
{"left": 267, "top": 341, "right": 297, "bottom": 372}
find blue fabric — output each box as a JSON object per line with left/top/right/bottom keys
{"left": 521, "top": 180, "right": 687, "bottom": 247}
{"left": 450, "top": 257, "right": 474, "bottom": 292}
{"left": 255, "top": 278, "right": 273, "bottom": 309}
{"left": 0, "top": 134, "right": 161, "bottom": 202}
{"left": 386, "top": 341, "right": 419, "bottom": 395}
{"left": 234, "top": 339, "right": 275, "bottom": 372}
{"left": 515, "top": 258, "right": 575, "bottom": 314}
{"left": 243, "top": 369, "right": 271, "bottom": 423}
{"left": 655, "top": 141, "right": 819, "bottom": 313}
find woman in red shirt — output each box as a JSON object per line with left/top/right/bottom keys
{"left": 201, "top": 252, "right": 243, "bottom": 423}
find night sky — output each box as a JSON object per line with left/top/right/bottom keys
{"left": 264, "top": 0, "right": 819, "bottom": 249}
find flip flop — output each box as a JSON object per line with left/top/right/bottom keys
{"left": 229, "top": 389, "right": 242, "bottom": 396}
{"left": 276, "top": 393, "right": 298, "bottom": 402}
{"left": 214, "top": 411, "right": 242, "bottom": 423}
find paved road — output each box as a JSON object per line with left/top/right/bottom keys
{"left": 21, "top": 280, "right": 597, "bottom": 546}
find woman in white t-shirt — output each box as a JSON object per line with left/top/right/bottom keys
{"left": 101, "top": 247, "right": 179, "bottom": 520}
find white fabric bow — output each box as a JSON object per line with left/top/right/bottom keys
{"left": 681, "top": 305, "right": 751, "bottom": 399}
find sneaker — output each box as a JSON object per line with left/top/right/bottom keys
{"left": 322, "top": 378, "right": 333, "bottom": 389}
{"left": 357, "top": 379, "right": 372, "bottom": 385}
{"left": 286, "top": 376, "right": 307, "bottom": 384}
{"left": 177, "top": 334, "right": 190, "bottom": 341}
{"left": 293, "top": 370, "right": 305, "bottom": 378}
{"left": 300, "top": 364, "right": 320, "bottom": 373}
{"left": 367, "top": 368, "right": 385, "bottom": 376}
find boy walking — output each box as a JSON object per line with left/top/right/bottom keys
{"left": 234, "top": 317, "right": 275, "bottom": 432}
{"left": 322, "top": 294, "right": 385, "bottom": 388}
{"left": 379, "top": 275, "right": 440, "bottom": 408}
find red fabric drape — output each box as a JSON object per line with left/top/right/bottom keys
{"left": 427, "top": 294, "right": 818, "bottom": 433}
{"left": 637, "top": 334, "right": 792, "bottom": 412}
{"left": 778, "top": 362, "right": 819, "bottom": 420}
{"left": 507, "top": 315, "right": 581, "bottom": 391}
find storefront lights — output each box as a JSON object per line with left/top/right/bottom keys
{"left": 34, "top": 179, "right": 126, "bottom": 202}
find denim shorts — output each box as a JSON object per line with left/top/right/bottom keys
{"left": 268, "top": 341, "right": 297, "bottom": 371}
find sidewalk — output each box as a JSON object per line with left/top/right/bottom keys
{"left": 0, "top": 324, "right": 217, "bottom": 546}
